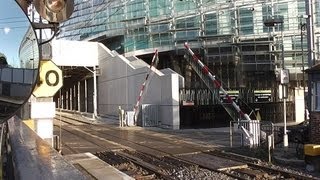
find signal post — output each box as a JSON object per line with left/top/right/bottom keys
{"left": 19, "top": 0, "right": 74, "bottom": 146}
{"left": 31, "top": 60, "right": 63, "bottom": 146}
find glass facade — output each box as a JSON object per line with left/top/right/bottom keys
{"left": 19, "top": 27, "right": 39, "bottom": 69}
{"left": 58, "top": 0, "right": 320, "bottom": 96}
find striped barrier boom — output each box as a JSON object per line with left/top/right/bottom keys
{"left": 184, "top": 42, "right": 251, "bottom": 121}
{"left": 133, "top": 50, "right": 159, "bottom": 123}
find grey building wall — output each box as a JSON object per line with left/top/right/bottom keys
{"left": 97, "top": 44, "right": 183, "bottom": 129}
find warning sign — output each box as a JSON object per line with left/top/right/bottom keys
{"left": 33, "top": 60, "right": 63, "bottom": 97}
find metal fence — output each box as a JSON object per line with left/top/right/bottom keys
{"left": 229, "top": 120, "right": 278, "bottom": 148}
{"left": 229, "top": 120, "right": 304, "bottom": 160}
{"left": 179, "top": 88, "right": 219, "bottom": 105}
{"left": 180, "top": 88, "right": 295, "bottom": 124}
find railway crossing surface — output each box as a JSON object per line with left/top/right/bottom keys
{"left": 48, "top": 111, "right": 318, "bottom": 179}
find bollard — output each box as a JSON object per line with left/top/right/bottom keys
{"left": 121, "top": 109, "right": 125, "bottom": 126}
{"left": 268, "top": 135, "right": 273, "bottom": 163}
{"left": 229, "top": 121, "right": 233, "bottom": 147}
{"left": 118, "top": 106, "right": 123, "bottom": 127}
{"left": 53, "top": 135, "right": 61, "bottom": 152}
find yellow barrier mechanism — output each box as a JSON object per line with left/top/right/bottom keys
{"left": 304, "top": 144, "right": 320, "bottom": 156}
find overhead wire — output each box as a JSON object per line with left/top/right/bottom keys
{"left": 0, "top": 16, "right": 26, "bottom": 21}
{"left": 0, "top": 16, "right": 29, "bottom": 30}
{"left": 0, "top": 26, "right": 29, "bottom": 30}
{"left": 0, "top": 20, "right": 29, "bottom": 24}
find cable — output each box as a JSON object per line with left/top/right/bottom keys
{"left": 0, "top": 16, "right": 26, "bottom": 21}
{"left": 0, "top": 26, "right": 28, "bottom": 29}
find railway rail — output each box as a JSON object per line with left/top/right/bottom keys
{"left": 54, "top": 113, "right": 318, "bottom": 180}
{"left": 207, "top": 150, "right": 317, "bottom": 180}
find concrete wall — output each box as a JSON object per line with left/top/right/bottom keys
{"left": 97, "top": 44, "right": 184, "bottom": 129}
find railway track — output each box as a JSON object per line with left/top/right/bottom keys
{"left": 96, "top": 150, "right": 237, "bottom": 180}
{"left": 54, "top": 113, "right": 318, "bottom": 180}
{"left": 207, "top": 150, "right": 318, "bottom": 180}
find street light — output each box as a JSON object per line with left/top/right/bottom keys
{"left": 301, "top": 22, "right": 307, "bottom": 121}
{"left": 264, "top": 17, "right": 285, "bottom": 72}
{"left": 264, "top": 17, "right": 289, "bottom": 148}
{"left": 299, "top": 14, "right": 309, "bottom": 121}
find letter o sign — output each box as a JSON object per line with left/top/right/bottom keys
{"left": 45, "top": 70, "right": 59, "bottom": 86}
{"left": 33, "top": 60, "right": 63, "bottom": 97}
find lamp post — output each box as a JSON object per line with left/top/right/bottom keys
{"left": 301, "top": 22, "right": 306, "bottom": 120}
{"left": 264, "top": 17, "right": 289, "bottom": 147}
{"left": 299, "top": 14, "right": 310, "bottom": 120}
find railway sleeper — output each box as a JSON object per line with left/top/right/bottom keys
{"left": 233, "top": 168, "right": 269, "bottom": 179}
{"left": 115, "top": 151, "right": 175, "bottom": 180}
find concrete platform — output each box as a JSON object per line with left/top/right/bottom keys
{"left": 64, "top": 153, "right": 134, "bottom": 180}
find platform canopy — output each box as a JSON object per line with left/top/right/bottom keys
{"left": 52, "top": 39, "right": 99, "bottom": 67}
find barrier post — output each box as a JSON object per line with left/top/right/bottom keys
{"left": 230, "top": 121, "right": 233, "bottom": 147}
{"left": 268, "top": 135, "right": 273, "bottom": 163}
{"left": 118, "top": 106, "right": 123, "bottom": 127}
{"left": 133, "top": 50, "right": 159, "bottom": 125}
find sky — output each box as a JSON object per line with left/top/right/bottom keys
{"left": 0, "top": 0, "right": 30, "bottom": 67}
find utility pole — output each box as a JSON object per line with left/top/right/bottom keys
{"left": 305, "top": 0, "right": 315, "bottom": 112}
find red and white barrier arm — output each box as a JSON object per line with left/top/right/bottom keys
{"left": 133, "top": 50, "right": 159, "bottom": 121}
{"left": 184, "top": 42, "right": 251, "bottom": 121}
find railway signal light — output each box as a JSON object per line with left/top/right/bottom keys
{"left": 33, "top": 0, "right": 74, "bottom": 22}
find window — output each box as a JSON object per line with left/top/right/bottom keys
{"left": 125, "top": 27, "right": 149, "bottom": 51}
{"left": 218, "top": 11, "right": 232, "bottom": 34}
{"left": 275, "top": 3, "right": 288, "bottom": 30}
{"left": 239, "top": 8, "right": 253, "bottom": 34}
{"left": 174, "top": 0, "right": 196, "bottom": 12}
{"left": 262, "top": 4, "right": 273, "bottom": 33}
{"left": 126, "top": 0, "right": 145, "bottom": 19}
{"left": 316, "top": 1, "right": 320, "bottom": 27}
{"left": 175, "top": 16, "right": 199, "bottom": 40}
{"left": 313, "top": 82, "right": 320, "bottom": 111}
{"left": 205, "top": 13, "right": 218, "bottom": 35}
{"left": 149, "top": 0, "right": 170, "bottom": 17}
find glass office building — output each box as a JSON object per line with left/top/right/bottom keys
{"left": 58, "top": 0, "right": 320, "bottom": 102}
